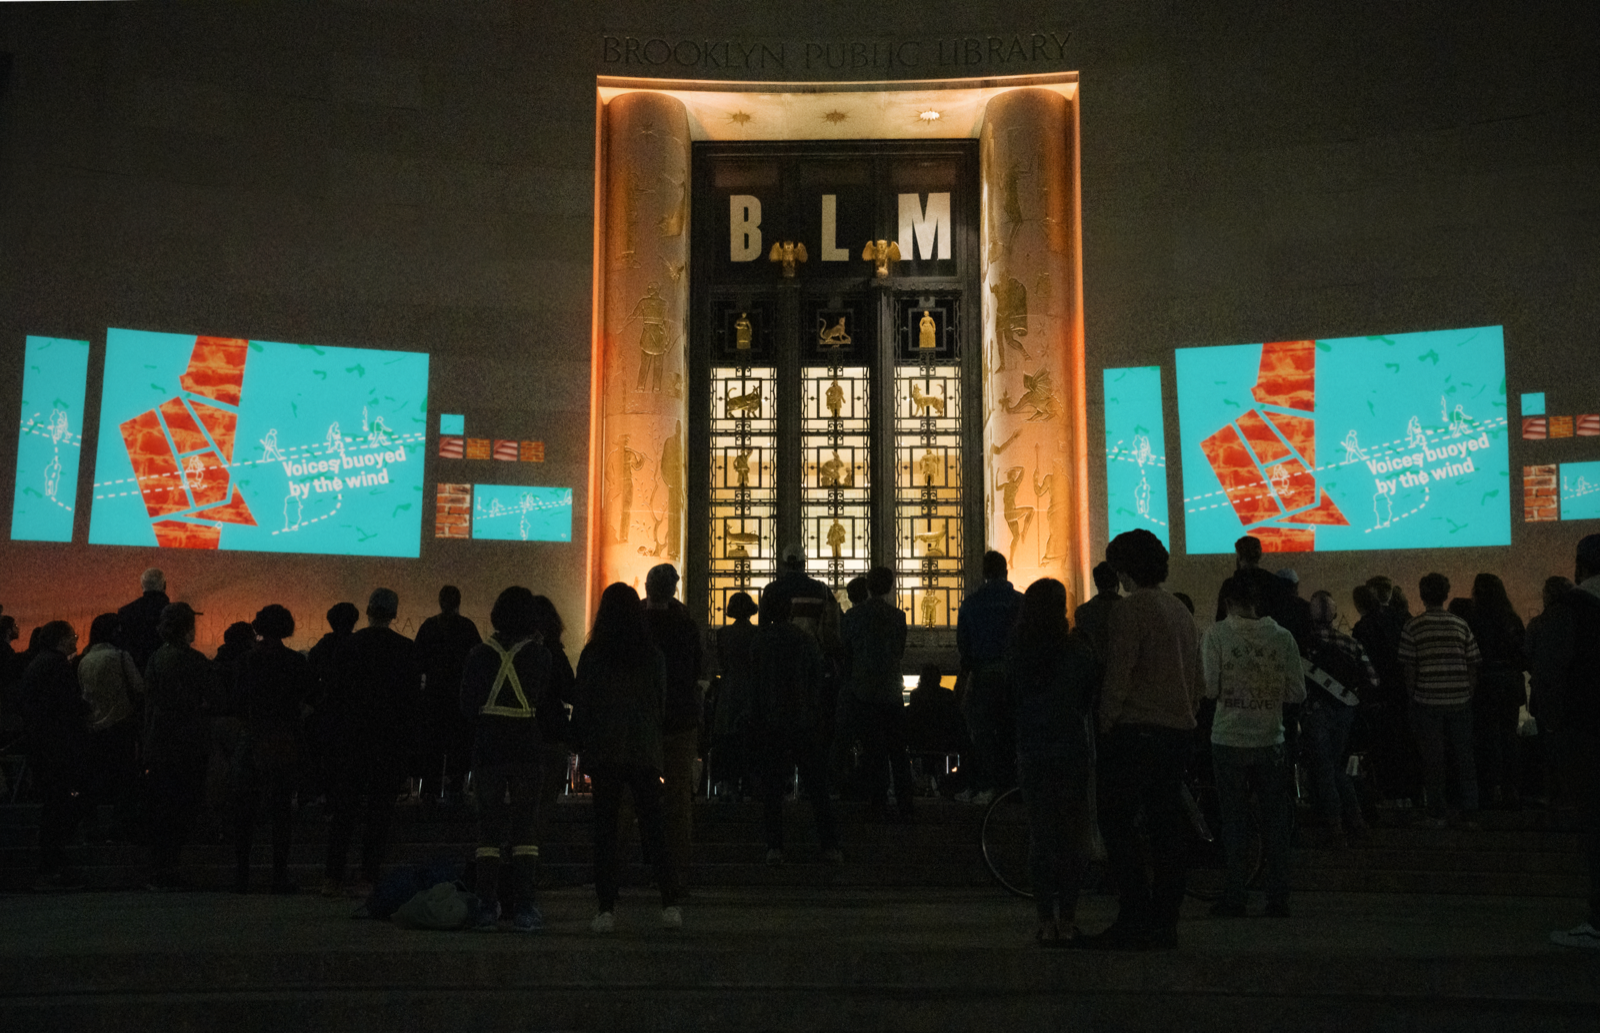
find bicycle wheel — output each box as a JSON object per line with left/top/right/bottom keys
{"left": 1183, "top": 781, "right": 1261, "bottom": 901}
{"left": 980, "top": 787, "right": 1033, "bottom": 899}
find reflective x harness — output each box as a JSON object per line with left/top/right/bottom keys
{"left": 479, "top": 638, "right": 535, "bottom": 718}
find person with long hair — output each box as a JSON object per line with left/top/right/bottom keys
{"left": 19, "top": 620, "right": 88, "bottom": 891}
{"left": 460, "top": 587, "right": 552, "bottom": 931}
{"left": 571, "top": 582, "right": 681, "bottom": 932}
{"left": 1469, "top": 573, "right": 1528, "bottom": 809}
{"left": 1007, "top": 578, "right": 1100, "bottom": 945}
{"left": 232, "top": 604, "right": 314, "bottom": 894}
{"left": 78, "top": 612, "right": 143, "bottom": 840}
{"left": 530, "top": 595, "right": 576, "bottom": 838}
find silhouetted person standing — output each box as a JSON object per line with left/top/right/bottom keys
{"left": 1400, "top": 573, "right": 1481, "bottom": 829}
{"left": 1080, "top": 530, "right": 1201, "bottom": 950}
{"left": 20, "top": 621, "right": 89, "bottom": 891}
{"left": 1072, "top": 561, "right": 1122, "bottom": 661}
{"left": 322, "top": 588, "right": 420, "bottom": 896}
{"left": 1532, "top": 534, "right": 1600, "bottom": 950}
{"left": 142, "top": 602, "right": 216, "bottom": 891}
{"left": 956, "top": 551, "right": 1023, "bottom": 804}
{"left": 642, "top": 564, "right": 703, "bottom": 889}
{"left": 415, "top": 585, "right": 482, "bottom": 799}
{"left": 841, "top": 566, "right": 912, "bottom": 820}
{"left": 460, "top": 586, "right": 552, "bottom": 932}
{"left": 751, "top": 591, "right": 840, "bottom": 864}
{"left": 232, "top": 604, "right": 314, "bottom": 894}
{"left": 118, "top": 568, "right": 170, "bottom": 673}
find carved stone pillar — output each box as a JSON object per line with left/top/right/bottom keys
{"left": 979, "top": 87, "right": 1086, "bottom": 608}
{"left": 593, "top": 91, "right": 692, "bottom": 602}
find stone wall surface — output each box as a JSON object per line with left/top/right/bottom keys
{"left": 0, "top": 0, "right": 1595, "bottom": 639}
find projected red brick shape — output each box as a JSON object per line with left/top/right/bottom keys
{"left": 1197, "top": 339, "right": 1349, "bottom": 552}
{"left": 117, "top": 336, "right": 257, "bottom": 549}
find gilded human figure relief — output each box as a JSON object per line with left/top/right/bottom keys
{"left": 735, "top": 312, "right": 752, "bottom": 350}
{"left": 827, "top": 518, "right": 846, "bottom": 558}
{"left": 862, "top": 238, "right": 901, "bottom": 278}
{"left": 920, "top": 592, "right": 939, "bottom": 628}
{"left": 918, "top": 310, "right": 937, "bottom": 349}
{"left": 818, "top": 450, "right": 853, "bottom": 488}
{"left": 994, "top": 463, "right": 1035, "bottom": 568}
{"left": 608, "top": 433, "right": 646, "bottom": 544}
{"left": 659, "top": 169, "right": 687, "bottom": 237}
{"left": 918, "top": 448, "right": 941, "bottom": 486}
{"left": 660, "top": 419, "right": 684, "bottom": 560}
{"left": 768, "top": 240, "right": 807, "bottom": 277}
{"left": 825, "top": 380, "right": 844, "bottom": 418}
{"left": 1033, "top": 444, "right": 1060, "bottom": 562}
{"left": 991, "top": 276, "right": 1029, "bottom": 371}
{"left": 630, "top": 284, "right": 669, "bottom": 393}
{"left": 1000, "top": 368, "right": 1058, "bottom": 422}
{"left": 732, "top": 448, "right": 751, "bottom": 488}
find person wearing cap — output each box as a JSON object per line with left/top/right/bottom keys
{"left": 231, "top": 604, "right": 315, "bottom": 894}
{"left": 642, "top": 563, "right": 703, "bottom": 888}
{"left": 1532, "top": 533, "right": 1600, "bottom": 950}
{"left": 955, "top": 551, "right": 1024, "bottom": 805}
{"left": 763, "top": 544, "right": 843, "bottom": 665}
{"left": 141, "top": 601, "right": 218, "bottom": 891}
{"left": 118, "top": 568, "right": 170, "bottom": 673}
{"left": 322, "top": 588, "right": 421, "bottom": 897}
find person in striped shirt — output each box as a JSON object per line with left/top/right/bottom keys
{"left": 1399, "top": 573, "right": 1482, "bottom": 828}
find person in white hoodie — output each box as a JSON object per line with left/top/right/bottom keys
{"left": 1202, "top": 576, "right": 1305, "bottom": 917}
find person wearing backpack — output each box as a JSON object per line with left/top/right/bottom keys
{"left": 459, "top": 586, "right": 553, "bottom": 932}
{"left": 1302, "top": 590, "right": 1379, "bottom": 847}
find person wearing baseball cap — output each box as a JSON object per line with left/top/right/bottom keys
{"left": 1535, "top": 534, "right": 1600, "bottom": 949}
{"left": 141, "top": 599, "right": 214, "bottom": 891}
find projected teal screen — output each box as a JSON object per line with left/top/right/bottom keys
{"left": 1103, "top": 366, "right": 1169, "bottom": 548}
{"left": 10, "top": 336, "right": 90, "bottom": 542}
{"left": 87, "top": 329, "right": 429, "bottom": 556}
{"left": 471, "top": 485, "right": 573, "bottom": 542}
{"left": 1176, "top": 326, "right": 1509, "bottom": 554}
{"left": 1562, "top": 462, "right": 1600, "bottom": 521}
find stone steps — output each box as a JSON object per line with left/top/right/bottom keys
{"left": 1, "top": 799, "right": 1585, "bottom": 897}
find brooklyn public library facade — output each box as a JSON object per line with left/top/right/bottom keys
{"left": 0, "top": 0, "right": 1595, "bottom": 648}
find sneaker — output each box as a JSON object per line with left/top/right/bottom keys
{"left": 472, "top": 900, "right": 501, "bottom": 932}
{"left": 590, "top": 911, "right": 616, "bottom": 934}
{"left": 764, "top": 848, "right": 784, "bottom": 866}
{"left": 821, "top": 847, "right": 844, "bottom": 865}
{"left": 319, "top": 876, "right": 342, "bottom": 898}
{"left": 661, "top": 905, "right": 683, "bottom": 929}
{"left": 512, "top": 904, "right": 543, "bottom": 932}
{"left": 1209, "top": 901, "right": 1247, "bottom": 918}
{"left": 1550, "top": 922, "right": 1600, "bottom": 949}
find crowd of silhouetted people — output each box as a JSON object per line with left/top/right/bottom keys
{"left": 1, "top": 530, "right": 1596, "bottom": 949}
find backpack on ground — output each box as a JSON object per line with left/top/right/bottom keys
{"left": 356, "top": 858, "right": 464, "bottom": 920}
{"left": 392, "top": 881, "right": 477, "bottom": 931}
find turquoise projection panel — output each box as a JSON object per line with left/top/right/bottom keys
{"left": 10, "top": 336, "right": 90, "bottom": 542}
{"left": 1176, "top": 326, "right": 1509, "bottom": 554}
{"left": 1102, "top": 366, "right": 1169, "bottom": 547}
{"left": 87, "top": 328, "right": 429, "bottom": 556}
{"left": 471, "top": 485, "right": 573, "bottom": 542}
{"left": 1562, "top": 462, "right": 1600, "bottom": 521}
